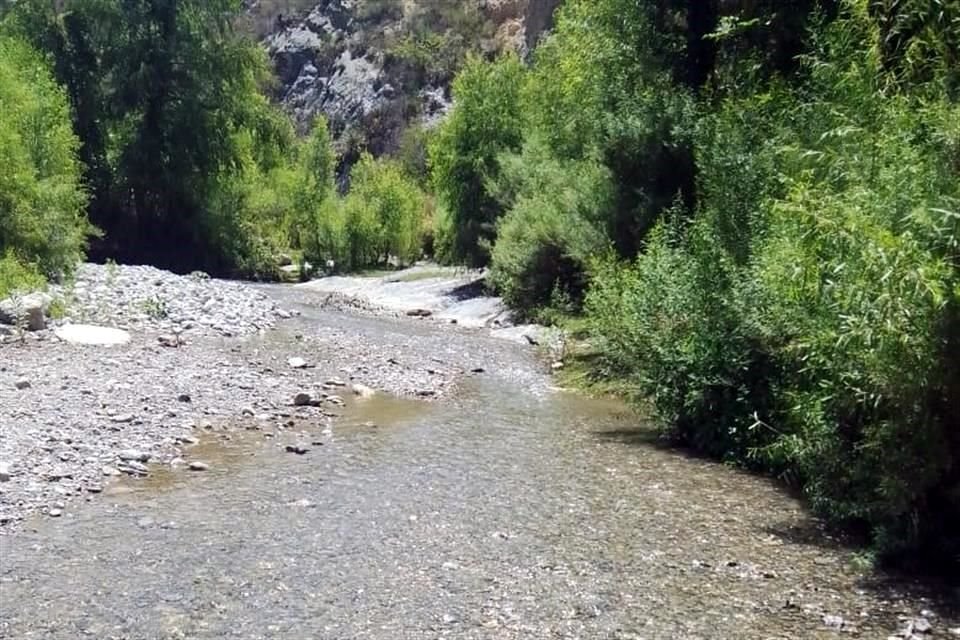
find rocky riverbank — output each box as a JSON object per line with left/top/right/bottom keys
{"left": 0, "top": 264, "right": 489, "bottom": 531}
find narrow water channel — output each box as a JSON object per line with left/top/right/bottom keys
{"left": 0, "top": 287, "right": 955, "bottom": 639}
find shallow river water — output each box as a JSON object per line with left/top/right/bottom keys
{"left": 1, "top": 286, "right": 956, "bottom": 639}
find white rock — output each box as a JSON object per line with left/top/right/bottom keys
{"left": 0, "top": 462, "right": 11, "bottom": 482}
{"left": 287, "top": 357, "right": 309, "bottom": 369}
{"left": 117, "top": 449, "right": 150, "bottom": 463}
{"left": 54, "top": 324, "right": 131, "bottom": 346}
{"left": 188, "top": 461, "right": 209, "bottom": 471}
{"left": 351, "top": 383, "right": 375, "bottom": 398}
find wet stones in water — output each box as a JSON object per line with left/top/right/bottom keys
{"left": 325, "top": 377, "right": 347, "bottom": 387}
{"left": 187, "top": 461, "right": 209, "bottom": 472}
{"left": 285, "top": 444, "right": 310, "bottom": 455}
{"left": 471, "top": 367, "right": 485, "bottom": 374}
{"left": 14, "top": 378, "right": 31, "bottom": 390}
{"left": 417, "top": 389, "right": 436, "bottom": 397}
{"left": 326, "top": 395, "right": 345, "bottom": 406}
{"left": 287, "top": 357, "right": 309, "bottom": 369}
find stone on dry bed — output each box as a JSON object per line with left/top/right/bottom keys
{"left": 49, "top": 263, "right": 291, "bottom": 337}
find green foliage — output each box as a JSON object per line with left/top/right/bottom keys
{"left": 522, "top": 0, "right": 697, "bottom": 258}
{"left": 0, "top": 252, "right": 45, "bottom": 299}
{"left": 583, "top": 4, "right": 960, "bottom": 564}
{"left": 6, "top": 0, "right": 292, "bottom": 275}
{"left": 342, "top": 154, "right": 427, "bottom": 270}
{"left": 488, "top": 140, "right": 614, "bottom": 316}
{"left": 429, "top": 54, "right": 525, "bottom": 267}
{"left": 0, "top": 35, "right": 90, "bottom": 285}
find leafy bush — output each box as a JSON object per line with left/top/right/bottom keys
{"left": 0, "top": 35, "right": 90, "bottom": 286}
{"left": 488, "top": 141, "right": 614, "bottom": 315}
{"left": 585, "top": 7, "right": 960, "bottom": 562}
{"left": 342, "top": 154, "right": 426, "bottom": 270}
{"left": 0, "top": 252, "right": 45, "bottom": 300}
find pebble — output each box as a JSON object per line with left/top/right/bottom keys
{"left": 293, "top": 392, "right": 315, "bottom": 406}
{"left": 187, "top": 461, "right": 209, "bottom": 471}
{"left": 119, "top": 461, "right": 149, "bottom": 475}
{"left": 0, "top": 462, "right": 10, "bottom": 482}
{"left": 48, "top": 508, "right": 63, "bottom": 517}
{"left": 117, "top": 449, "right": 150, "bottom": 462}
{"left": 285, "top": 444, "right": 310, "bottom": 455}
{"left": 177, "top": 393, "right": 191, "bottom": 403}
{"left": 823, "top": 615, "right": 845, "bottom": 630}
{"left": 287, "top": 357, "right": 309, "bottom": 369}
{"left": 325, "top": 378, "right": 346, "bottom": 387}
{"left": 110, "top": 414, "right": 135, "bottom": 423}
{"left": 14, "top": 378, "right": 31, "bottom": 390}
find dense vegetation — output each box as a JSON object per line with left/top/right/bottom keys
{"left": 0, "top": 33, "right": 90, "bottom": 297}
{"left": 1, "top": 0, "right": 957, "bottom": 571}
{"left": 430, "top": 0, "right": 959, "bottom": 569}
{"left": 0, "top": 0, "right": 430, "bottom": 286}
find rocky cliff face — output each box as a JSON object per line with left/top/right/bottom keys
{"left": 254, "top": 0, "right": 561, "bottom": 157}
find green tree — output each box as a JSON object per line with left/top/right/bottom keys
{"left": 0, "top": 34, "right": 90, "bottom": 294}
{"left": 429, "top": 54, "right": 524, "bottom": 267}
{"left": 343, "top": 154, "right": 426, "bottom": 269}
{"left": 6, "top": 0, "right": 290, "bottom": 274}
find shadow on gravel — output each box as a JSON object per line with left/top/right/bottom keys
{"left": 446, "top": 278, "right": 488, "bottom": 301}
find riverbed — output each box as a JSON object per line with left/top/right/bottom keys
{"left": 1, "top": 274, "right": 957, "bottom": 639}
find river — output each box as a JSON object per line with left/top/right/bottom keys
{"left": 0, "top": 283, "right": 956, "bottom": 639}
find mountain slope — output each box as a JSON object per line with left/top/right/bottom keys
{"left": 248, "top": 0, "right": 561, "bottom": 157}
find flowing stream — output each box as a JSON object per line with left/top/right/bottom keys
{"left": 1, "top": 284, "right": 956, "bottom": 639}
